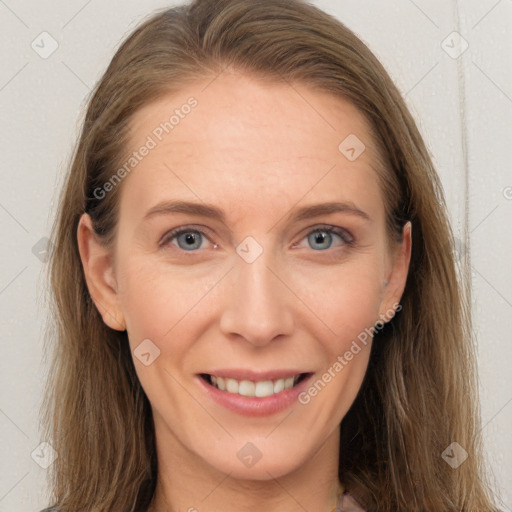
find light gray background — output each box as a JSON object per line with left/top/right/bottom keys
{"left": 0, "top": 0, "right": 511, "bottom": 510}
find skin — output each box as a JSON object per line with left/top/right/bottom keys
{"left": 77, "top": 71, "right": 411, "bottom": 512}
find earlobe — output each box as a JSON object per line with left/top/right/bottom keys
{"left": 378, "top": 221, "right": 412, "bottom": 322}
{"left": 76, "top": 213, "right": 126, "bottom": 331}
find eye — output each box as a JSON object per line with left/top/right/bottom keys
{"left": 297, "top": 225, "right": 354, "bottom": 251}
{"left": 160, "top": 224, "right": 354, "bottom": 253}
{"left": 160, "top": 227, "right": 212, "bottom": 251}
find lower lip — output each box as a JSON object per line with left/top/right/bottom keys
{"left": 197, "top": 374, "right": 313, "bottom": 417}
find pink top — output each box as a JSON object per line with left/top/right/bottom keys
{"left": 339, "top": 490, "right": 367, "bottom": 511}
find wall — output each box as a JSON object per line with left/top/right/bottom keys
{"left": 0, "top": 0, "right": 510, "bottom": 510}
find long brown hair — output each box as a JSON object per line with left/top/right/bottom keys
{"left": 40, "top": 0, "right": 502, "bottom": 510}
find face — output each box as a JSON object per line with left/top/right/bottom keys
{"left": 79, "top": 71, "right": 410, "bottom": 481}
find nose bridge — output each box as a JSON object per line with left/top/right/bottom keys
{"left": 219, "top": 239, "right": 294, "bottom": 345}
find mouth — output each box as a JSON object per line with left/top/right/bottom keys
{"left": 199, "top": 372, "right": 311, "bottom": 398}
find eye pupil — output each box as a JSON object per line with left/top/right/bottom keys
{"left": 177, "top": 231, "right": 202, "bottom": 250}
{"left": 309, "top": 230, "right": 332, "bottom": 250}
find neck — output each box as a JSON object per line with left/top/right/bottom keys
{"left": 147, "top": 417, "right": 342, "bottom": 512}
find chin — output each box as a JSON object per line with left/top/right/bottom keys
{"left": 197, "top": 437, "right": 312, "bottom": 481}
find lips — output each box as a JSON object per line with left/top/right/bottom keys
{"left": 197, "top": 370, "right": 313, "bottom": 416}
{"left": 199, "top": 371, "right": 311, "bottom": 398}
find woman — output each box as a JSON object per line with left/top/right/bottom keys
{"left": 40, "top": 0, "right": 502, "bottom": 510}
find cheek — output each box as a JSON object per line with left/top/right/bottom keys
{"left": 117, "top": 240, "right": 386, "bottom": 355}
{"left": 116, "top": 257, "right": 224, "bottom": 409}
{"left": 116, "top": 254, "right": 224, "bottom": 346}
{"left": 290, "top": 257, "right": 385, "bottom": 345}
{"left": 291, "top": 262, "right": 383, "bottom": 417}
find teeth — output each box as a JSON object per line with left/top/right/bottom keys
{"left": 226, "top": 378, "right": 239, "bottom": 393}
{"left": 273, "top": 378, "right": 284, "bottom": 394}
{"left": 255, "top": 380, "right": 274, "bottom": 397}
{"left": 209, "top": 375, "right": 302, "bottom": 397}
{"left": 238, "top": 380, "right": 255, "bottom": 397}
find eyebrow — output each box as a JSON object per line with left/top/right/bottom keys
{"left": 142, "top": 199, "right": 370, "bottom": 224}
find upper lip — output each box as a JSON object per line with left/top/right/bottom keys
{"left": 200, "top": 369, "right": 311, "bottom": 381}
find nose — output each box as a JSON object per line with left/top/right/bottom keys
{"left": 219, "top": 248, "right": 295, "bottom": 347}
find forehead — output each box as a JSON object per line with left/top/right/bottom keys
{"left": 118, "top": 72, "right": 385, "bottom": 227}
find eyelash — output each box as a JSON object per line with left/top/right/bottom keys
{"left": 159, "top": 224, "right": 355, "bottom": 253}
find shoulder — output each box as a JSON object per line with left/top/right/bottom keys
{"left": 341, "top": 490, "right": 368, "bottom": 512}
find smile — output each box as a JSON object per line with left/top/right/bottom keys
{"left": 200, "top": 373, "right": 309, "bottom": 398}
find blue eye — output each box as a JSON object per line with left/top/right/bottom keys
{"left": 162, "top": 228, "right": 208, "bottom": 251}
{"left": 305, "top": 227, "right": 353, "bottom": 251}
{"left": 161, "top": 225, "right": 353, "bottom": 253}
{"left": 176, "top": 231, "right": 203, "bottom": 250}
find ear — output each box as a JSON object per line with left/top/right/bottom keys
{"left": 377, "top": 221, "right": 412, "bottom": 322}
{"left": 76, "top": 213, "right": 126, "bottom": 331}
